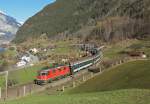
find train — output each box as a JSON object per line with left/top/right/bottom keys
{"left": 34, "top": 49, "right": 102, "bottom": 85}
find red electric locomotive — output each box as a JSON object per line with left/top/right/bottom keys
{"left": 34, "top": 65, "right": 71, "bottom": 85}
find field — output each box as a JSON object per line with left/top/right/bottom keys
{"left": 103, "top": 40, "right": 138, "bottom": 59}
{"left": 103, "top": 39, "right": 150, "bottom": 59}
{"left": 48, "top": 40, "right": 81, "bottom": 56}
{"left": 1, "top": 89, "right": 150, "bottom": 104}
{"left": 0, "top": 65, "right": 43, "bottom": 88}
{"left": 1, "top": 60, "right": 150, "bottom": 104}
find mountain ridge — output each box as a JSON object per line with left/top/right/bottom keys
{"left": 0, "top": 11, "right": 21, "bottom": 43}
{"left": 14, "top": 0, "right": 150, "bottom": 43}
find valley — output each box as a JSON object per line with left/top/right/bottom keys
{"left": 0, "top": 0, "right": 149, "bottom": 103}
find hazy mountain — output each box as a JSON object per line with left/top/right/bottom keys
{"left": 0, "top": 11, "right": 21, "bottom": 43}
{"left": 14, "top": 0, "right": 150, "bottom": 43}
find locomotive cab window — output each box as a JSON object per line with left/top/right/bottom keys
{"left": 52, "top": 70, "right": 56, "bottom": 73}
{"left": 62, "top": 67, "right": 65, "bottom": 70}
{"left": 58, "top": 68, "right": 62, "bottom": 71}
{"left": 40, "top": 71, "right": 48, "bottom": 76}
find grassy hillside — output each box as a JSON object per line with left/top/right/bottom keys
{"left": 67, "top": 60, "right": 150, "bottom": 93}
{"left": 1, "top": 89, "right": 150, "bottom": 104}
{"left": 1, "top": 60, "right": 150, "bottom": 104}
{"left": 0, "top": 65, "right": 43, "bottom": 88}
{"left": 14, "top": 0, "right": 150, "bottom": 43}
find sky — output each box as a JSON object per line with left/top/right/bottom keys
{"left": 0, "top": 0, "right": 56, "bottom": 23}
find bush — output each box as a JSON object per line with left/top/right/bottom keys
{"left": 9, "top": 47, "right": 15, "bottom": 51}
{"left": 7, "top": 79, "right": 18, "bottom": 87}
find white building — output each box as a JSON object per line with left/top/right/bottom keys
{"left": 16, "top": 61, "right": 26, "bottom": 67}
{"left": 29, "top": 48, "right": 38, "bottom": 54}
{"left": 16, "top": 56, "right": 31, "bottom": 67}
{"left": 21, "top": 56, "right": 31, "bottom": 62}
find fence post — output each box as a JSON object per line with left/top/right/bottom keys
{"left": 120, "top": 60, "right": 122, "bottom": 64}
{"left": 73, "top": 81, "right": 75, "bottom": 88}
{"left": 17, "top": 87, "right": 20, "bottom": 97}
{"left": 23, "top": 86, "right": 26, "bottom": 96}
{"left": 83, "top": 76, "right": 86, "bottom": 82}
{"left": 91, "top": 72, "right": 94, "bottom": 78}
{"left": 0, "top": 87, "right": 1, "bottom": 99}
{"left": 62, "top": 86, "right": 65, "bottom": 92}
{"left": 116, "top": 61, "right": 118, "bottom": 65}
{"left": 30, "top": 85, "right": 32, "bottom": 94}
{"left": 100, "top": 66, "right": 102, "bottom": 73}
{"left": 32, "top": 84, "right": 35, "bottom": 93}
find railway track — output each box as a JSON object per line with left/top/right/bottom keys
{"left": 1, "top": 69, "right": 91, "bottom": 100}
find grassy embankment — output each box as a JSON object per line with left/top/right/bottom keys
{"left": 1, "top": 89, "right": 150, "bottom": 104}
{"left": 1, "top": 60, "right": 150, "bottom": 104}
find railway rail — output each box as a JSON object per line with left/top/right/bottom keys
{"left": 0, "top": 47, "right": 104, "bottom": 100}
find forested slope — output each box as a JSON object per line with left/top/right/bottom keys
{"left": 14, "top": 0, "right": 150, "bottom": 43}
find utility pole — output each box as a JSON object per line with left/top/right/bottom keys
{"left": 23, "top": 86, "right": 26, "bottom": 96}
{"left": 0, "top": 71, "right": 8, "bottom": 99}
{"left": 5, "top": 71, "right": 8, "bottom": 99}
{"left": 0, "top": 87, "right": 1, "bottom": 99}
